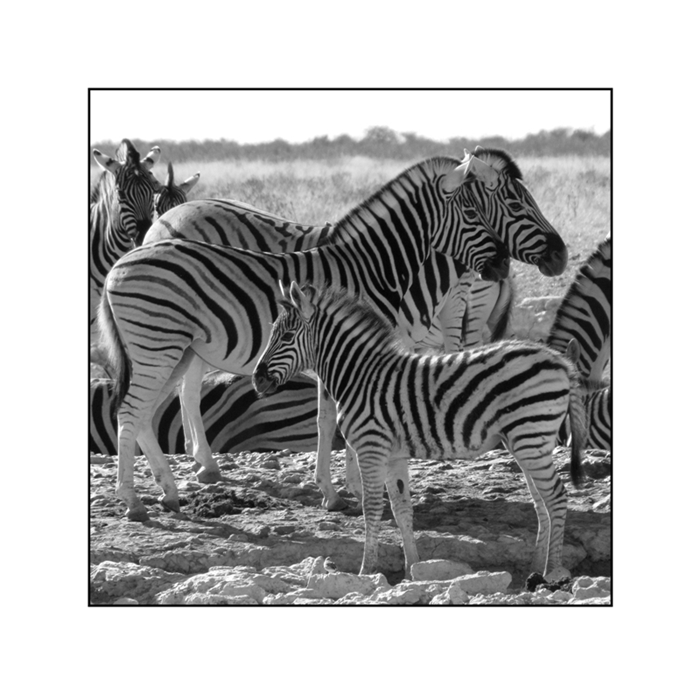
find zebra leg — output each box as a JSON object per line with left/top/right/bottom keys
{"left": 356, "top": 444, "right": 390, "bottom": 575}
{"left": 510, "top": 442, "right": 569, "bottom": 579}
{"left": 344, "top": 447, "right": 363, "bottom": 501}
{"left": 385, "top": 457, "right": 419, "bottom": 577}
{"left": 315, "top": 385, "right": 347, "bottom": 511}
{"left": 116, "top": 347, "right": 196, "bottom": 520}
{"left": 180, "top": 356, "right": 223, "bottom": 484}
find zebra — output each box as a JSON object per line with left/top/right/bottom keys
{"left": 253, "top": 282, "right": 586, "bottom": 579}
{"left": 90, "top": 139, "right": 161, "bottom": 345}
{"left": 90, "top": 152, "right": 200, "bottom": 372}
{"left": 547, "top": 237, "right": 611, "bottom": 450}
{"left": 150, "top": 162, "right": 201, "bottom": 231}
{"left": 141, "top": 147, "right": 567, "bottom": 507}
{"left": 90, "top": 371, "right": 336, "bottom": 456}
{"left": 416, "top": 274, "right": 515, "bottom": 352}
{"left": 98, "top": 153, "right": 512, "bottom": 520}
{"left": 547, "top": 237, "right": 611, "bottom": 382}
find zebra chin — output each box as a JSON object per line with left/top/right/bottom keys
{"left": 537, "top": 238, "right": 569, "bottom": 276}
{"left": 479, "top": 255, "right": 510, "bottom": 282}
{"left": 252, "top": 371, "right": 279, "bottom": 397}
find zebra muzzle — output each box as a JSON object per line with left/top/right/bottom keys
{"left": 252, "top": 366, "right": 279, "bottom": 396}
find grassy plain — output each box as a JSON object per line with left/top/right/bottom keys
{"left": 90, "top": 154, "right": 610, "bottom": 300}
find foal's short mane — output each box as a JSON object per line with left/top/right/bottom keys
{"left": 294, "top": 284, "right": 410, "bottom": 355}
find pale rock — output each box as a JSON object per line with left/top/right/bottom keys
{"left": 450, "top": 571, "right": 512, "bottom": 595}
{"left": 410, "top": 559, "right": 475, "bottom": 582}
{"left": 548, "top": 590, "right": 573, "bottom": 603}
{"left": 372, "top": 584, "right": 424, "bottom": 605}
{"left": 292, "top": 598, "right": 335, "bottom": 605}
{"left": 113, "top": 597, "right": 139, "bottom": 605}
{"left": 306, "top": 571, "right": 389, "bottom": 599}
{"left": 155, "top": 567, "right": 268, "bottom": 605}
{"left": 572, "top": 576, "right": 611, "bottom": 600}
{"left": 571, "top": 596, "right": 611, "bottom": 605}
{"left": 90, "top": 561, "right": 183, "bottom": 603}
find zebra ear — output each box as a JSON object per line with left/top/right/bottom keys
{"left": 289, "top": 281, "right": 314, "bottom": 322}
{"left": 165, "top": 162, "right": 175, "bottom": 189}
{"left": 93, "top": 148, "right": 120, "bottom": 174}
{"left": 278, "top": 280, "right": 291, "bottom": 302}
{"left": 141, "top": 145, "right": 161, "bottom": 171}
{"left": 442, "top": 153, "right": 473, "bottom": 194}
{"left": 179, "top": 171, "right": 201, "bottom": 194}
{"left": 467, "top": 155, "right": 500, "bottom": 191}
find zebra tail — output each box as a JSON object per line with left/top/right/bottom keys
{"left": 97, "top": 289, "right": 131, "bottom": 419}
{"left": 567, "top": 373, "right": 587, "bottom": 489}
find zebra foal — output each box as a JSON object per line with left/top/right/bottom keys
{"left": 253, "top": 283, "right": 586, "bottom": 579}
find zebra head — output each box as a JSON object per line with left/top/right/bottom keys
{"left": 253, "top": 281, "right": 314, "bottom": 397}
{"left": 92, "top": 139, "right": 160, "bottom": 243}
{"left": 148, "top": 163, "right": 201, "bottom": 244}
{"left": 437, "top": 155, "right": 511, "bottom": 282}
{"left": 459, "top": 147, "right": 568, "bottom": 277}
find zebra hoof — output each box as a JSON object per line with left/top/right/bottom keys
{"left": 323, "top": 496, "right": 349, "bottom": 512}
{"left": 125, "top": 506, "right": 149, "bottom": 522}
{"left": 195, "top": 468, "right": 223, "bottom": 484}
{"left": 160, "top": 496, "right": 181, "bottom": 513}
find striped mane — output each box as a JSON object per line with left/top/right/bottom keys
{"left": 326, "top": 156, "right": 460, "bottom": 243}
{"left": 470, "top": 147, "right": 523, "bottom": 180}
{"left": 90, "top": 171, "right": 111, "bottom": 205}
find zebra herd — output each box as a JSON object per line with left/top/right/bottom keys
{"left": 90, "top": 139, "right": 611, "bottom": 580}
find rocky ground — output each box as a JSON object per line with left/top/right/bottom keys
{"left": 90, "top": 446, "right": 611, "bottom": 606}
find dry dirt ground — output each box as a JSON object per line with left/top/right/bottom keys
{"left": 90, "top": 446, "right": 611, "bottom": 605}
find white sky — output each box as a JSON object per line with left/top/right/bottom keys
{"left": 90, "top": 89, "right": 610, "bottom": 145}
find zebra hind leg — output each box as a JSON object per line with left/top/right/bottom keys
{"left": 509, "top": 442, "right": 569, "bottom": 580}
{"left": 355, "top": 443, "right": 390, "bottom": 575}
{"left": 180, "top": 355, "right": 223, "bottom": 484}
{"left": 385, "top": 457, "right": 419, "bottom": 578}
{"left": 116, "top": 347, "right": 195, "bottom": 520}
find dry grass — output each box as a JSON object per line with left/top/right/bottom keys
{"left": 90, "top": 154, "right": 610, "bottom": 300}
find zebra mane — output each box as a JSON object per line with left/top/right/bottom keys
{"left": 470, "top": 148, "right": 523, "bottom": 180}
{"left": 296, "top": 284, "right": 409, "bottom": 355}
{"left": 90, "top": 170, "right": 111, "bottom": 205}
{"left": 548, "top": 237, "right": 611, "bottom": 340}
{"left": 327, "top": 156, "right": 460, "bottom": 241}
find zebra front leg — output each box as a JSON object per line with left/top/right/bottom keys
{"left": 385, "top": 457, "right": 419, "bottom": 577}
{"left": 181, "top": 356, "right": 223, "bottom": 484}
{"left": 315, "top": 385, "right": 347, "bottom": 511}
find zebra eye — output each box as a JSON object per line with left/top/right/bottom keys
{"left": 508, "top": 201, "right": 525, "bottom": 212}
{"left": 279, "top": 331, "right": 296, "bottom": 343}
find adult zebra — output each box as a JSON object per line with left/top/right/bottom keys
{"left": 89, "top": 139, "right": 161, "bottom": 345}
{"left": 547, "top": 237, "right": 612, "bottom": 450}
{"left": 90, "top": 372, "right": 334, "bottom": 456}
{"left": 253, "top": 283, "right": 586, "bottom": 579}
{"left": 143, "top": 147, "right": 567, "bottom": 506}
{"left": 99, "top": 153, "right": 511, "bottom": 520}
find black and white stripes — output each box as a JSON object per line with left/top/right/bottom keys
{"left": 253, "top": 283, "right": 586, "bottom": 578}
